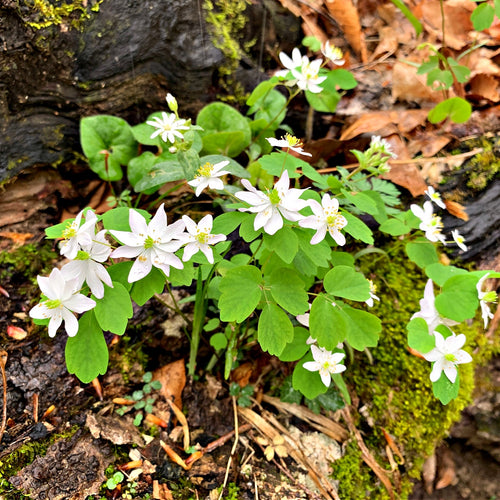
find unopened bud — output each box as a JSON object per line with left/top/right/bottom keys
{"left": 166, "top": 93, "right": 178, "bottom": 113}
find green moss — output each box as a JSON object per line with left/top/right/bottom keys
{"left": 336, "top": 248, "right": 487, "bottom": 499}
{"left": 203, "top": 0, "right": 253, "bottom": 103}
{"left": 0, "top": 426, "right": 79, "bottom": 499}
{"left": 466, "top": 136, "right": 500, "bottom": 190}
{"left": 0, "top": 243, "right": 57, "bottom": 282}
{"left": 20, "top": 0, "right": 103, "bottom": 31}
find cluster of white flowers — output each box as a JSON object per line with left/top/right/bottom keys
{"left": 411, "top": 187, "right": 467, "bottom": 251}
{"left": 30, "top": 205, "right": 226, "bottom": 338}
{"left": 411, "top": 278, "right": 488, "bottom": 383}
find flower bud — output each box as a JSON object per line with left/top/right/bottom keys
{"left": 166, "top": 93, "right": 178, "bottom": 113}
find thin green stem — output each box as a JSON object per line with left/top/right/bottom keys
{"left": 188, "top": 267, "right": 206, "bottom": 376}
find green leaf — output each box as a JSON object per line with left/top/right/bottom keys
{"left": 107, "top": 262, "right": 133, "bottom": 292}
{"left": 471, "top": 2, "right": 495, "bottom": 31}
{"left": 389, "top": 0, "right": 423, "bottom": 34}
{"left": 379, "top": 217, "right": 411, "bottom": 236}
{"left": 65, "top": 311, "right": 108, "bottom": 383}
{"left": 94, "top": 282, "right": 133, "bottom": 335}
{"left": 314, "top": 384, "right": 346, "bottom": 411}
{"left": 342, "top": 189, "right": 378, "bottom": 215}
{"left": 407, "top": 317, "right": 434, "bottom": 353}
{"left": 309, "top": 296, "right": 346, "bottom": 350}
{"left": 342, "top": 212, "right": 374, "bottom": 244}
{"left": 329, "top": 68, "right": 358, "bottom": 90}
{"left": 279, "top": 327, "right": 310, "bottom": 362}
{"left": 130, "top": 266, "right": 166, "bottom": 306}
{"left": 246, "top": 79, "right": 278, "bottom": 107}
{"left": 247, "top": 89, "right": 287, "bottom": 128}
{"left": 331, "top": 373, "right": 351, "bottom": 404}
{"left": 324, "top": 266, "right": 370, "bottom": 301}
{"left": 212, "top": 211, "right": 247, "bottom": 235}
{"left": 169, "top": 262, "right": 194, "bottom": 287}
{"left": 425, "top": 263, "right": 468, "bottom": 287}
{"left": 262, "top": 226, "right": 299, "bottom": 264}
{"left": 219, "top": 265, "right": 263, "bottom": 322}
{"left": 496, "top": 0, "right": 500, "bottom": 17}
{"left": 280, "top": 376, "right": 303, "bottom": 404}
{"left": 133, "top": 159, "right": 184, "bottom": 193}
{"left": 178, "top": 149, "right": 200, "bottom": 180}
{"left": 210, "top": 332, "right": 228, "bottom": 350}
{"left": 428, "top": 97, "right": 472, "bottom": 124}
{"left": 406, "top": 239, "right": 439, "bottom": 268}
{"left": 302, "top": 35, "right": 322, "bottom": 52}
{"left": 239, "top": 214, "right": 261, "bottom": 242}
{"left": 258, "top": 302, "right": 294, "bottom": 356}
{"left": 341, "top": 305, "right": 381, "bottom": 351}
{"left": 306, "top": 86, "right": 341, "bottom": 113}
{"left": 292, "top": 354, "right": 329, "bottom": 399}
{"left": 447, "top": 58, "right": 471, "bottom": 84}
{"left": 80, "top": 115, "right": 137, "bottom": 181}
{"left": 434, "top": 274, "right": 479, "bottom": 322}
{"left": 330, "top": 251, "right": 355, "bottom": 267}
{"left": 268, "top": 267, "right": 309, "bottom": 315}
{"left": 128, "top": 151, "right": 174, "bottom": 192}
{"left": 259, "top": 152, "right": 304, "bottom": 178}
{"left": 432, "top": 371, "right": 460, "bottom": 405}
{"left": 197, "top": 102, "right": 251, "bottom": 157}
{"left": 296, "top": 227, "right": 332, "bottom": 269}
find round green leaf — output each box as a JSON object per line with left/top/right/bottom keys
{"left": 428, "top": 97, "right": 472, "bottom": 124}
{"left": 258, "top": 302, "right": 294, "bottom": 356}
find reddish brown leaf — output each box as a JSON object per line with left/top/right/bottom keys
{"left": 7, "top": 325, "right": 27, "bottom": 340}
{"left": 154, "top": 359, "right": 186, "bottom": 410}
{"left": 444, "top": 200, "right": 469, "bottom": 221}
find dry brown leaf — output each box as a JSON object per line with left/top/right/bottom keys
{"left": 275, "top": 0, "right": 302, "bottom": 17}
{"left": 153, "top": 359, "right": 186, "bottom": 410}
{"left": 392, "top": 62, "right": 441, "bottom": 103}
{"left": 383, "top": 135, "right": 428, "bottom": 196}
{"left": 435, "top": 446, "right": 456, "bottom": 490}
{"left": 325, "top": 0, "right": 367, "bottom": 61}
{"left": 422, "top": 453, "right": 437, "bottom": 494}
{"left": 0, "top": 232, "right": 34, "bottom": 246}
{"left": 469, "top": 74, "right": 500, "bottom": 102}
{"left": 7, "top": 325, "right": 27, "bottom": 340}
{"left": 408, "top": 134, "right": 451, "bottom": 157}
{"left": 414, "top": 0, "right": 474, "bottom": 50}
{"left": 444, "top": 200, "right": 469, "bottom": 221}
{"left": 370, "top": 26, "right": 399, "bottom": 61}
{"left": 231, "top": 361, "right": 254, "bottom": 387}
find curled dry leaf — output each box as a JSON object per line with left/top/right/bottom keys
{"left": 154, "top": 358, "right": 186, "bottom": 410}
{"left": 7, "top": 325, "right": 27, "bottom": 340}
{"left": 444, "top": 200, "right": 469, "bottom": 221}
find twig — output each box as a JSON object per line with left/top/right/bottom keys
{"left": 0, "top": 350, "right": 8, "bottom": 443}
{"left": 218, "top": 396, "right": 239, "bottom": 500}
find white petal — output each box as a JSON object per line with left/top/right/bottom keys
{"left": 128, "top": 255, "right": 153, "bottom": 282}
{"left": 109, "top": 230, "right": 144, "bottom": 247}
{"left": 182, "top": 242, "right": 199, "bottom": 262}
{"left": 110, "top": 245, "right": 143, "bottom": 259}
{"left": 29, "top": 303, "right": 51, "bottom": 320}
{"left": 62, "top": 308, "right": 79, "bottom": 337}
{"left": 48, "top": 310, "right": 63, "bottom": 338}
{"left": 64, "top": 294, "right": 96, "bottom": 313}
{"left": 442, "top": 361, "right": 457, "bottom": 383}
{"left": 303, "top": 361, "right": 320, "bottom": 373}
{"left": 429, "top": 358, "right": 444, "bottom": 382}
{"left": 129, "top": 209, "right": 149, "bottom": 235}
{"left": 310, "top": 225, "right": 327, "bottom": 245}
{"left": 319, "top": 369, "right": 332, "bottom": 387}
{"left": 263, "top": 209, "right": 284, "bottom": 235}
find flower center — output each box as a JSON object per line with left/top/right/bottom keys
{"left": 482, "top": 291, "right": 498, "bottom": 303}
{"left": 444, "top": 353, "right": 457, "bottom": 363}
{"left": 196, "top": 162, "right": 214, "bottom": 178}
{"left": 430, "top": 216, "right": 443, "bottom": 229}
{"left": 321, "top": 360, "right": 334, "bottom": 372}
{"left": 75, "top": 250, "right": 90, "bottom": 260}
{"left": 268, "top": 188, "right": 281, "bottom": 205}
{"left": 45, "top": 299, "right": 62, "bottom": 309}
{"left": 196, "top": 231, "right": 209, "bottom": 245}
{"left": 144, "top": 236, "right": 155, "bottom": 249}
{"left": 284, "top": 134, "right": 302, "bottom": 148}
{"left": 62, "top": 222, "right": 77, "bottom": 240}
{"left": 369, "top": 280, "right": 377, "bottom": 294}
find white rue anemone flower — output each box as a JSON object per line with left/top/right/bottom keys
{"left": 292, "top": 58, "right": 327, "bottom": 94}
{"left": 59, "top": 209, "right": 97, "bottom": 260}
{"left": 109, "top": 204, "right": 185, "bottom": 283}
{"left": 179, "top": 214, "right": 226, "bottom": 264}
{"left": 303, "top": 345, "right": 346, "bottom": 387}
{"left": 423, "top": 331, "right": 472, "bottom": 383}
{"left": 410, "top": 201, "right": 446, "bottom": 244}
{"left": 60, "top": 228, "right": 113, "bottom": 299}
{"left": 365, "top": 280, "right": 380, "bottom": 307}
{"left": 275, "top": 47, "right": 303, "bottom": 80}
{"left": 187, "top": 160, "right": 231, "bottom": 197}
{"left": 477, "top": 273, "right": 497, "bottom": 329}
{"left": 411, "top": 279, "right": 458, "bottom": 333}
{"left": 299, "top": 193, "right": 347, "bottom": 245}
{"left": 425, "top": 186, "right": 446, "bottom": 209}
{"left": 29, "top": 267, "right": 96, "bottom": 337}
{"left": 321, "top": 41, "right": 345, "bottom": 66}
{"left": 266, "top": 134, "right": 312, "bottom": 157}
{"left": 146, "top": 112, "right": 189, "bottom": 144}
{"left": 370, "top": 135, "right": 397, "bottom": 158}
{"left": 451, "top": 229, "right": 468, "bottom": 252}
{"left": 235, "top": 170, "right": 308, "bottom": 235}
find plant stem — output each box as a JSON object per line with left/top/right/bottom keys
{"left": 188, "top": 267, "right": 207, "bottom": 376}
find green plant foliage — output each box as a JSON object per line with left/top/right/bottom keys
{"left": 428, "top": 97, "right": 472, "bottom": 124}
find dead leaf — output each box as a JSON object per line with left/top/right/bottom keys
{"left": 0, "top": 232, "right": 34, "bottom": 246}
{"left": 444, "top": 200, "right": 469, "bottom": 221}
{"left": 408, "top": 134, "right": 451, "bottom": 158}
{"left": 231, "top": 362, "right": 254, "bottom": 387}
{"left": 325, "top": 0, "right": 367, "bottom": 61}
{"left": 86, "top": 413, "right": 144, "bottom": 446}
{"left": 7, "top": 325, "right": 27, "bottom": 340}
{"left": 469, "top": 74, "right": 500, "bottom": 103}
{"left": 392, "top": 62, "right": 441, "bottom": 103}
{"left": 422, "top": 453, "right": 437, "bottom": 494}
{"left": 435, "top": 446, "right": 456, "bottom": 489}
{"left": 154, "top": 359, "right": 186, "bottom": 410}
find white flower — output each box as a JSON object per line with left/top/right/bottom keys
{"left": 187, "top": 161, "right": 230, "bottom": 197}
{"left": 451, "top": 229, "right": 468, "bottom": 252}
{"left": 166, "top": 93, "right": 178, "bottom": 113}
{"left": 179, "top": 215, "right": 226, "bottom": 264}
{"left": 235, "top": 170, "right": 308, "bottom": 235}
{"left": 477, "top": 273, "right": 497, "bottom": 329}
{"left": 322, "top": 42, "right": 345, "bottom": 66}
{"left": 29, "top": 268, "right": 96, "bottom": 337}
{"left": 60, "top": 229, "right": 113, "bottom": 299}
{"left": 303, "top": 345, "right": 346, "bottom": 387}
{"left": 410, "top": 202, "right": 446, "bottom": 244}
{"left": 411, "top": 279, "right": 458, "bottom": 333}
{"left": 365, "top": 280, "right": 380, "bottom": 307}
{"left": 275, "top": 48, "right": 303, "bottom": 79}
{"left": 292, "top": 58, "right": 327, "bottom": 94}
{"left": 299, "top": 193, "right": 347, "bottom": 245}
{"left": 425, "top": 186, "right": 446, "bottom": 209}
{"left": 370, "top": 135, "right": 397, "bottom": 158}
{"left": 423, "top": 331, "right": 472, "bottom": 383}
{"left": 266, "top": 134, "right": 312, "bottom": 157}
{"left": 59, "top": 209, "right": 97, "bottom": 260}
{"left": 109, "top": 204, "right": 185, "bottom": 282}
{"left": 146, "top": 112, "right": 189, "bottom": 144}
